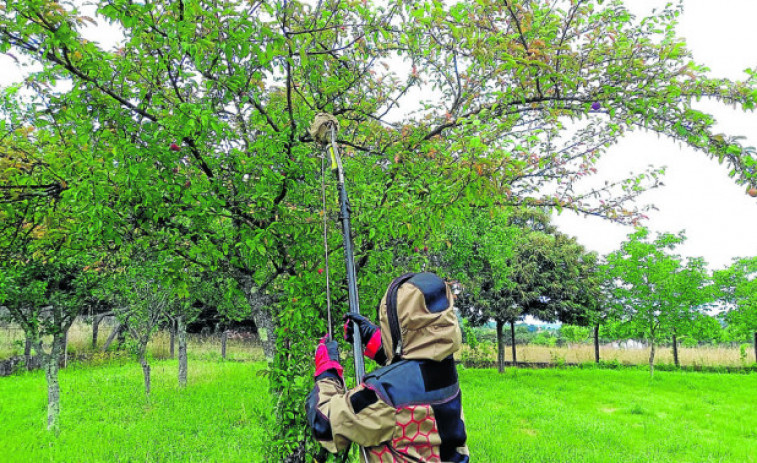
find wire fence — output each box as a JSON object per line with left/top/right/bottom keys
{"left": 1, "top": 318, "right": 264, "bottom": 371}
{"left": 1, "top": 319, "right": 753, "bottom": 375}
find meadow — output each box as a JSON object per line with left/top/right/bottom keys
{"left": 1, "top": 359, "right": 755, "bottom": 462}
{"left": 3, "top": 321, "right": 752, "bottom": 369}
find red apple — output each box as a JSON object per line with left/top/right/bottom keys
{"left": 749, "top": 187, "right": 757, "bottom": 197}
{"left": 317, "top": 268, "right": 324, "bottom": 275}
{"left": 423, "top": 246, "right": 428, "bottom": 252}
{"left": 184, "top": 180, "right": 191, "bottom": 188}
{"left": 170, "top": 143, "right": 181, "bottom": 152}
{"left": 172, "top": 167, "right": 179, "bottom": 174}
{"left": 414, "top": 246, "right": 419, "bottom": 253}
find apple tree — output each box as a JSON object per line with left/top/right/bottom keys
{"left": 3, "top": 0, "right": 757, "bottom": 457}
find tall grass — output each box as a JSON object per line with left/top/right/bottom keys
{"left": 0, "top": 321, "right": 263, "bottom": 363}
{"left": 459, "top": 342, "right": 754, "bottom": 367}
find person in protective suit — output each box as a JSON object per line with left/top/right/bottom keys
{"left": 306, "top": 272, "right": 470, "bottom": 462}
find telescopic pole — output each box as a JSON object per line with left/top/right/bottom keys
{"left": 327, "top": 124, "right": 366, "bottom": 382}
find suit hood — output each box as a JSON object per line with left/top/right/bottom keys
{"left": 378, "top": 272, "right": 462, "bottom": 363}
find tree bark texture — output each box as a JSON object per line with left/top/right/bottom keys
{"left": 238, "top": 273, "right": 277, "bottom": 362}
{"left": 510, "top": 321, "right": 517, "bottom": 365}
{"left": 62, "top": 331, "right": 68, "bottom": 369}
{"left": 43, "top": 336, "right": 64, "bottom": 432}
{"left": 92, "top": 316, "right": 101, "bottom": 349}
{"left": 496, "top": 320, "right": 505, "bottom": 374}
{"left": 102, "top": 322, "right": 121, "bottom": 352}
{"left": 221, "top": 330, "right": 228, "bottom": 359}
{"left": 178, "top": 315, "right": 188, "bottom": 388}
{"left": 92, "top": 314, "right": 109, "bottom": 349}
{"left": 139, "top": 353, "right": 151, "bottom": 397}
{"left": 594, "top": 324, "right": 600, "bottom": 364}
{"left": 753, "top": 332, "right": 756, "bottom": 364}
{"left": 649, "top": 341, "right": 656, "bottom": 377}
{"left": 672, "top": 333, "right": 679, "bottom": 367}
{"left": 24, "top": 336, "right": 32, "bottom": 370}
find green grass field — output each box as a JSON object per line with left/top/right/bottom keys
{"left": 1, "top": 361, "right": 755, "bottom": 462}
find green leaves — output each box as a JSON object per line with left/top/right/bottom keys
{"left": 446, "top": 207, "right": 598, "bottom": 328}
{"left": 601, "top": 227, "right": 715, "bottom": 373}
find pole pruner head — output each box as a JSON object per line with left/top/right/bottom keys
{"left": 310, "top": 113, "right": 342, "bottom": 174}
{"left": 309, "top": 113, "right": 339, "bottom": 145}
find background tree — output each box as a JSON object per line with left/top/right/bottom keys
{"left": 105, "top": 255, "right": 173, "bottom": 397}
{"left": 714, "top": 257, "right": 757, "bottom": 363}
{"left": 0, "top": 97, "right": 103, "bottom": 430}
{"left": 602, "top": 228, "right": 712, "bottom": 375}
{"left": 442, "top": 207, "right": 517, "bottom": 372}
{"left": 662, "top": 257, "right": 713, "bottom": 367}
{"left": 450, "top": 208, "right": 599, "bottom": 372}
{"left": 0, "top": 260, "right": 98, "bottom": 430}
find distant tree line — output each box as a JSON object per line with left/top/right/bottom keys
{"left": 444, "top": 209, "right": 757, "bottom": 377}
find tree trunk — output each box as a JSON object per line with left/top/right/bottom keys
{"left": 496, "top": 320, "right": 505, "bottom": 373}
{"left": 237, "top": 273, "right": 277, "bottom": 362}
{"left": 221, "top": 330, "right": 228, "bottom": 359}
{"left": 92, "top": 315, "right": 101, "bottom": 349}
{"left": 24, "top": 336, "right": 33, "bottom": 370}
{"left": 92, "top": 313, "right": 111, "bottom": 350}
{"left": 139, "top": 352, "right": 151, "bottom": 397}
{"left": 169, "top": 318, "right": 176, "bottom": 359}
{"left": 177, "top": 315, "right": 187, "bottom": 388}
{"left": 510, "top": 321, "right": 517, "bottom": 365}
{"left": 672, "top": 333, "right": 679, "bottom": 368}
{"left": 42, "top": 336, "right": 64, "bottom": 432}
{"left": 102, "top": 322, "right": 121, "bottom": 352}
{"left": 62, "top": 331, "right": 68, "bottom": 369}
{"left": 117, "top": 324, "right": 126, "bottom": 349}
{"left": 649, "top": 341, "right": 656, "bottom": 378}
{"left": 753, "top": 332, "right": 756, "bottom": 364}
{"left": 593, "top": 324, "right": 600, "bottom": 364}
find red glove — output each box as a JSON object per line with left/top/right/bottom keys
{"left": 314, "top": 338, "right": 344, "bottom": 379}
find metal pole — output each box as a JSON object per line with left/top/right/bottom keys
{"left": 328, "top": 125, "right": 370, "bottom": 463}
{"left": 329, "top": 125, "right": 365, "bottom": 382}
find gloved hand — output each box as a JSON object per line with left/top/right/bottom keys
{"left": 314, "top": 337, "right": 343, "bottom": 380}
{"left": 343, "top": 313, "right": 384, "bottom": 362}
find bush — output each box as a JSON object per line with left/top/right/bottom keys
{"left": 532, "top": 331, "right": 557, "bottom": 347}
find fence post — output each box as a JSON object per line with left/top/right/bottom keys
{"left": 169, "top": 318, "right": 176, "bottom": 359}
{"left": 594, "top": 324, "right": 600, "bottom": 364}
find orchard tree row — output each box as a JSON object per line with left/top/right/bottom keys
{"left": 444, "top": 210, "right": 757, "bottom": 376}
{"left": 2, "top": 0, "right": 757, "bottom": 460}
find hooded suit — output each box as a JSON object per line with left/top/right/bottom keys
{"left": 306, "top": 272, "right": 470, "bottom": 462}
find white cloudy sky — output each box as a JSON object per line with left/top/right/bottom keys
{"left": 1, "top": 1, "right": 756, "bottom": 269}
{"left": 553, "top": 0, "right": 757, "bottom": 269}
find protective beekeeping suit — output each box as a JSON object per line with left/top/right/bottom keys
{"left": 306, "top": 272, "right": 470, "bottom": 462}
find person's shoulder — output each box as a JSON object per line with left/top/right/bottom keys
{"left": 364, "top": 358, "right": 459, "bottom": 408}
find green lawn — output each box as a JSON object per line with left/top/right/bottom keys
{"left": 1, "top": 362, "right": 755, "bottom": 462}
{"left": 464, "top": 367, "right": 757, "bottom": 462}
{"left": 0, "top": 360, "right": 270, "bottom": 462}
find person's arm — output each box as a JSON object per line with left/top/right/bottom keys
{"left": 306, "top": 339, "right": 395, "bottom": 453}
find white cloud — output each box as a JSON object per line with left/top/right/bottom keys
{"left": 554, "top": 0, "right": 757, "bottom": 269}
